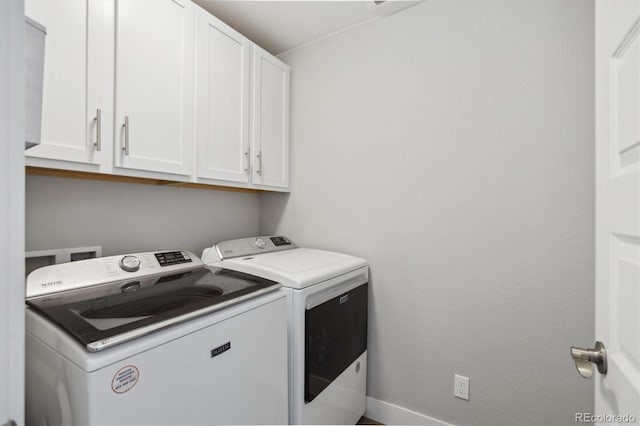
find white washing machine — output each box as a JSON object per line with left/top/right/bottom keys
{"left": 25, "top": 250, "right": 288, "bottom": 426}
{"left": 202, "top": 236, "right": 368, "bottom": 425}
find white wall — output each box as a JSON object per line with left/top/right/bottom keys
{"left": 260, "top": 1, "right": 595, "bottom": 425}
{"left": 1, "top": 0, "right": 25, "bottom": 423}
{"left": 26, "top": 175, "right": 259, "bottom": 257}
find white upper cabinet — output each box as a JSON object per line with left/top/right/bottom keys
{"left": 25, "top": 0, "right": 111, "bottom": 166}
{"left": 114, "top": 0, "right": 195, "bottom": 176}
{"left": 251, "top": 46, "right": 290, "bottom": 189}
{"left": 195, "top": 7, "right": 251, "bottom": 183}
{"left": 26, "top": 1, "right": 290, "bottom": 191}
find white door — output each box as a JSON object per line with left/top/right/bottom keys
{"left": 589, "top": 0, "right": 640, "bottom": 420}
{"left": 196, "top": 7, "right": 251, "bottom": 183}
{"left": 25, "top": 0, "right": 109, "bottom": 166}
{"left": 251, "top": 46, "right": 290, "bottom": 189}
{"left": 0, "top": 1, "right": 24, "bottom": 425}
{"left": 115, "top": 0, "right": 194, "bottom": 176}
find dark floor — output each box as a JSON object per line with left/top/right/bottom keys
{"left": 357, "top": 416, "right": 383, "bottom": 425}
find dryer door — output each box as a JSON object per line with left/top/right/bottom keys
{"left": 305, "top": 283, "right": 368, "bottom": 402}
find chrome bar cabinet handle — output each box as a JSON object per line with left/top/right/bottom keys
{"left": 256, "top": 150, "right": 263, "bottom": 176}
{"left": 244, "top": 149, "right": 250, "bottom": 175}
{"left": 122, "top": 115, "right": 129, "bottom": 156}
{"left": 93, "top": 109, "right": 102, "bottom": 151}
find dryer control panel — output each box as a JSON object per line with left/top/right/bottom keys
{"left": 212, "top": 236, "right": 297, "bottom": 260}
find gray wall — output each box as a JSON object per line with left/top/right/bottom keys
{"left": 260, "top": 1, "right": 595, "bottom": 425}
{"left": 26, "top": 175, "right": 259, "bottom": 256}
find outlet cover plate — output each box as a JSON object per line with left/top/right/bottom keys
{"left": 454, "top": 374, "right": 470, "bottom": 400}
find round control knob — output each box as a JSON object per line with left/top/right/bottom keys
{"left": 119, "top": 255, "right": 141, "bottom": 272}
{"left": 255, "top": 238, "right": 267, "bottom": 249}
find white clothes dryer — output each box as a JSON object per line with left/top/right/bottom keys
{"left": 25, "top": 250, "right": 288, "bottom": 426}
{"left": 202, "top": 236, "right": 368, "bottom": 425}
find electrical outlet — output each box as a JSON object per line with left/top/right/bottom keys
{"left": 454, "top": 374, "right": 470, "bottom": 401}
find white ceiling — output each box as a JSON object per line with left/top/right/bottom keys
{"left": 192, "top": 1, "right": 422, "bottom": 55}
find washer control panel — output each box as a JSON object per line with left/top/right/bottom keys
{"left": 214, "top": 236, "right": 297, "bottom": 260}
{"left": 255, "top": 238, "right": 267, "bottom": 249}
{"left": 119, "top": 255, "right": 141, "bottom": 272}
{"left": 154, "top": 251, "right": 192, "bottom": 267}
{"left": 26, "top": 250, "right": 203, "bottom": 299}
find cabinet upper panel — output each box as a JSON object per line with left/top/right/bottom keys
{"left": 251, "top": 47, "right": 290, "bottom": 189}
{"left": 115, "top": 0, "right": 194, "bottom": 176}
{"left": 196, "top": 9, "right": 251, "bottom": 183}
{"left": 25, "top": 0, "right": 109, "bottom": 165}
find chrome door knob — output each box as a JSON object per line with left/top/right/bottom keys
{"left": 570, "top": 341, "right": 607, "bottom": 378}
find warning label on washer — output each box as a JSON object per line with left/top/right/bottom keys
{"left": 111, "top": 365, "right": 139, "bottom": 394}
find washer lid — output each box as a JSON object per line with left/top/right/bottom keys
{"left": 27, "top": 261, "right": 280, "bottom": 352}
{"left": 216, "top": 248, "right": 368, "bottom": 289}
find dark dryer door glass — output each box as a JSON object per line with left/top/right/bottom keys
{"left": 305, "top": 283, "right": 368, "bottom": 402}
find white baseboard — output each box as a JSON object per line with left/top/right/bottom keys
{"left": 365, "top": 396, "right": 454, "bottom": 426}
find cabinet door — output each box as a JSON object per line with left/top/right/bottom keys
{"left": 25, "top": 0, "right": 109, "bottom": 166}
{"left": 196, "top": 9, "right": 251, "bottom": 183}
{"left": 115, "top": 0, "right": 194, "bottom": 176}
{"left": 251, "top": 46, "right": 290, "bottom": 189}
